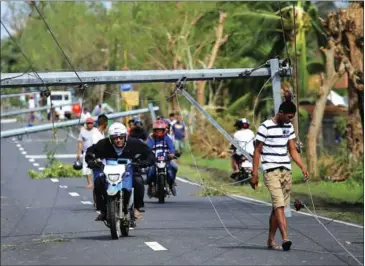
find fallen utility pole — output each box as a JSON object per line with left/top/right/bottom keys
{"left": 1, "top": 102, "right": 79, "bottom": 118}
{"left": 1, "top": 106, "right": 159, "bottom": 138}
{"left": 1, "top": 92, "right": 38, "bottom": 99}
{"left": 0, "top": 64, "right": 290, "bottom": 89}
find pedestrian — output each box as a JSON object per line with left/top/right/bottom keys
{"left": 91, "top": 114, "right": 109, "bottom": 209}
{"left": 171, "top": 113, "right": 187, "bottom": 154}
{"left": 80, "top": 107, "right": 91, "bottom": 121}
{"left": 76, "top": 117, "right": 99, "bottom": 189}
{"left": 251, "top": 99, "right": 309, "bottom": 251}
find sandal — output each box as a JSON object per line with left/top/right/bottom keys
{"left": 282, "top": 240, "right": 292, "bottom": 251}
{"left": 267, "top": 242, "right": 281, "bottom": 250}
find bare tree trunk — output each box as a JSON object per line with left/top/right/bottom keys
{"left": 306, "top": 40, "right": 345, "bottom": 178}
{"left": 347, "top": 81, "right": 364, "bottom": 159}
{"left": 196, "top": 12, "right": 228, "bottom": 106}
{"left": 115, "top": 84, "right": 121, "bottom": 112}
{"left": 344, "top": 4, "right": 364, "bottom": 158}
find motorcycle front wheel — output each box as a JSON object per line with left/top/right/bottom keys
{"left": 107, "top": 195, "right": 121, "bottom": 240}
{"left": 158, "top": 174, "right": 165, "bottom": 204}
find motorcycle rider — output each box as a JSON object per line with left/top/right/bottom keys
{"left": 146, "top": 120, "right": 178, "bottom": 197}
{"left": 85, "top": 122, "right": 155, "bottom": 222}
{"left": 129, "top": 118, "right": 148, "bottom": 142}
{"left": 230, "top": 118, "right": 255, "bottom": 179}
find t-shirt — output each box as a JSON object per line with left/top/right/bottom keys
{"left": 233, "top": 129, "right": 255, "bottom": 156}
{"left": 147, "top": 135, "right": 175, "bottom": 158}
{"left": 80, "top": 112, "right": 91, "bottom": 121}
{"left": 78, "top": 127, "right": 98, "bottom": 153}
{"left": 92, "top": 129, "right": 105, "bottom": 144}
{"left": 28, "top": 99, "right": 35, "bottom": 109}
{"left": 255, "top": 119, "right": 295, "bottom": 171}
{"left": 172, "top": 122, "right": 186, "bottom": 140}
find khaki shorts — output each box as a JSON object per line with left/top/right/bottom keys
{"left": 263, "top": 168, "right": 292, "bottom": 209}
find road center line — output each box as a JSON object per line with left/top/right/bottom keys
{"left": 81, "top": 201, "right": 93, "bottom": 205}
{"left": 69, "top": 192, "right": 80, "bottom": 197}
{"left": 25, "top": 154, "right": 81, "bottom": 159}
{"left": 144, "top": 242, "right": 167, "bottom": 251}
{"left": 29, "top": 159, "right": 35, "bottom": 163}
{"left": 50, "top": 178, "right": 59, "bottom": 183}
{"left": 33, "top": 163, "right": 40, "bottom": 167}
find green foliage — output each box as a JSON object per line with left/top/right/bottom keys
{"left": 28, "top": 160, "right": 82, "bottom": 179}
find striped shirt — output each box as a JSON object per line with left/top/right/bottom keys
{"left": 255, "top": 119, "right": 295, "bottom": 171}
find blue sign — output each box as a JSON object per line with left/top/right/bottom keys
{"left": 120, "top": 84, "right": 133, "bottom": 92}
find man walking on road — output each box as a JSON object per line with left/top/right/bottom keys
{"left": 251, "top": 100, "right": 309, "bottom": 251}
{"left": 77, "top": 117, "right": 98, "bottom": 189}
{"left": 172, "top": 114, "right": 187, "bottom": 154}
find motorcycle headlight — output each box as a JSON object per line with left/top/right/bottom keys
{"left": 107, "top": 174, "right": 120, "bottom": 182}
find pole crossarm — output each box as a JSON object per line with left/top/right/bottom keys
{"left": 1, "top": 92, "right": 38, "bottom": 99}
{"left": 1, "top": 102, "right": 79, "bottom": 118}
{"left": 0, "top": 67, "right": 291, "bottom": 88}
{"left": 1, "top": 106, "right": 159, "bottom": 138}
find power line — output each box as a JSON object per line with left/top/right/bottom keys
{"left": 0, "top": 20, "right": 56, "bottom": 134}
{"left": 31, "top": 3, "right": 84, "bottom": 86}
{"left": 31, "top": 2, "right": 87, "bottom": 126}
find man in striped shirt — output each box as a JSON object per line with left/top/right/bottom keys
{"left": 251, "top": 100, "right": 309, "bottom": 251}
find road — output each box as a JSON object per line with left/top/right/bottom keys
{"left": 1, "top": 122, "right": 364, "bottom": 265}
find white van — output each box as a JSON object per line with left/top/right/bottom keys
{"left": 47, "top": 91, "right": 73, "bottom": 120}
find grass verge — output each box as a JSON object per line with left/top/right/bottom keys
{"left": 177, "top": 154, "right": 364, "bottom": 224}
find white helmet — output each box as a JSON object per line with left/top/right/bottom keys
{"left": 241, "top": 118, "right": 250, "bottom": 125}
{"left": 108, "top": 122, "right": 127, "bottom": 139}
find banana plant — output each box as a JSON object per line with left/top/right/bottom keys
{"left": 232, "top": 1, "right": 325, "bottom": 98}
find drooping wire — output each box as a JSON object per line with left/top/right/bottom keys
{"left": 31, "top": 3, "right": 84, "bottom": 86}
{"left": 278, "top": 1, "right": 301, "bottom": 141}
{"left": 303, "top": 198, "right": 363, "bottom": 266}
{"left": 0, "top": 66, "right": 32, "bottom": 82}
{"left": 31, "top": 3, "right": 87, "bottom": 127}
{"left": 0, "top": 20, "right": 56, "bottom": 137}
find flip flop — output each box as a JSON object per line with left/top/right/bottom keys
{"left": 282, "top": 240, "right": 292, "bottom": 251}
{"left": 267, "top": 243, "right": 281, "bottom": 250}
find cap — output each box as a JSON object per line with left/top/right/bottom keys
{"left": 86, "top": 117, "right": 94, "bottom": 123}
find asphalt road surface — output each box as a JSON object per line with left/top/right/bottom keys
{"left": 1, "top": 121, "right": 364, "bottom": 265}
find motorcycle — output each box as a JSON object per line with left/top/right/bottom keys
{"left": 150, "top": 152, "right": 179, "bottom": 203}
{"left": 231, "top": 155, "right": 252, "bottom": 185}
{"left": 93, "top": 158, "right": 135, "bottom": 240}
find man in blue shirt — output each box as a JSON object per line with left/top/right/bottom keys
{"left": 171, "top": 114, "right": 187, "bottom": 154}
{"left": 146, "top": 120, "right": 178, "bottom": 197}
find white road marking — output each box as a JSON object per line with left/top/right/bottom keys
{"left": 28, "top": 159, "right": 35, "bottom": 163}
{"left": 21, "top": 151, "right": 27, "bottom": 155}
{"left": 144, "top": 242, "right": 167, "bottom": 251}
{"left": 12, "top": 138, "right": 16, "bottom": 141}
{"left": 1, "top": 118, "right": 17, "bottom": 124}
{"left": 69, "top": 192, "right": 79, "bottom": 197}
{"left": 50, "top": 178, "right": 59, "bottom": 183}
{"left": 81, "top": 201, "right": 93, "bottom": 205}
{"left": 175, "top": 177, "right": 364, "bottom": 229}
{"left": 59, "top": 185, "right": 68, "bottom": 189}
{"left": 33, "top": 163, "right": 40, "bottom": 167}
{"left": 96, "top": 211, "right": 101, "bottom": 214}
{"left": 16, "top": 144, "right": 22, "bottom": 147}
{"left": 19, "top": 147, "right": 24, "bottom": 151}
{"left": 25, "top": 154, "right": 81, "bottom": 159}
{"left": 38, "top": 167, "right": 45, "bottom": 171}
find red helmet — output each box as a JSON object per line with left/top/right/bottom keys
{"left": 153, "top": 120, "right": 167, "bottom": 138}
